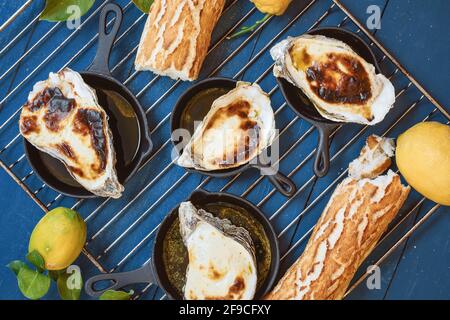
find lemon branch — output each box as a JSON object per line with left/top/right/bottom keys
{"left": 227, "top": 13, "right": 272, "bottom": 40}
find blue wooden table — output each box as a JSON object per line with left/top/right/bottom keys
{"left": 0, "top": 0, "right": 449, "bottom": 300}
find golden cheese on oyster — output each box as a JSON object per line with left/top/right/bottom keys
{"left": 177, "top": 82, "right": 275, "bottom": 171}
{"left": 19, "top": 68, "right": 123, "bottom": 198}
{"left": 271, "top": 35, "right": 395, "bottom": 125}
{"left": 179, "top": 201, "right": 257, "bottom": 300}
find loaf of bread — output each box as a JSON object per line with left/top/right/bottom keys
{"left": 266, "top": 135, "right": 410, "bottom": 300}
{"left": 135, "top": 0, "right": 226, "bottom": 81}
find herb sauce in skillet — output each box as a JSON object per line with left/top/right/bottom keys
{"left": 162, "top": 202, "right": 272, "bottom": 298}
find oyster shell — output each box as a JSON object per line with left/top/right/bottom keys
{"left": 179, "top": 201, "right": 257, "bottom": 300}
{"left": 271, "top": 34, "right": 395, "bottom": 125}
{"left": 177, "top": 82, "right": 275, "bottom": 171}
{"left": 19, "top": 68, "right": 124, "bottom": 198}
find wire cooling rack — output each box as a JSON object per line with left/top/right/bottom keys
{"left": 0, "top": 0, "right": 448, "bottom": 299}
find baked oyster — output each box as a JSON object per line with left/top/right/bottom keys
{"left": 19, "top": 68, "right": 124, "bottom": 198}
{"left": 177, "top": 82, "right": 275, "bottom": 171}
{"left": 271, "top": 34, "right": 395, "bottom": 125}
{"left": 179, "top": 201, "right": 257, "bottom": 300}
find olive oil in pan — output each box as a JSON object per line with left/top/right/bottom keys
{"left": 162, "top": 203, "right": 272, "bottom": 298}
{"left": 180, "top": 87, "right": 230, "bottom": 134}
{"left": 38, "top": 153, "right": 80, "bottom": 187}
{"left": 97, "top": 89, "right": 140, "bottom": 170}
{"left": 38, "top": 89, "right": 140, "bottom": 188}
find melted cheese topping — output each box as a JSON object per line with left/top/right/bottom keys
{"left": 271, "top": 35, "right": 396, "bottom": 125}
{"left": 184, "top": 221, "right": 257, "bottom": 300}
{"left": 19, "top": 69, "right": 123, "bottom": 198}
{"left": 177, "top": 82, "right": 275, "bottom": 171}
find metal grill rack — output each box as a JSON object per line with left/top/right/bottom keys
{"left": 0, "top": 0, "right": 448, "bottom": 300}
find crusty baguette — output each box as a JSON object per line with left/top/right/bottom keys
{"left": 266, "top": 137, "right": 410, "bottom": 300}
{"left": 135, "top": 0, "right": 225, "bottom": 81}
{"left": 349, "top": 135, "right": 394, "bottom": 179}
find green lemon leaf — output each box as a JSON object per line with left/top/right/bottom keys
{"left": 26, "top": 250, "right": 45, "bottom": 272}
{"left": 7, "top": 260, "right": 27, "bottom": 276}
{"left": 99, "top": 289, "right": 134, "bottom": 300}
{"left": 17, "top": 266, "right": 51, "bottom": 300}
{"left": 132, "top": 0, "right": 154, "bottom": 13}
{"left": 40, "top": 0, "right": 96, "bottom": 22}
{"left": 57, "top": 268, "right": 83, "bottom": 300}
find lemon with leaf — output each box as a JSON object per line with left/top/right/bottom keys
{"left": 29, "top": 207, "right": 86, "bottom": 270}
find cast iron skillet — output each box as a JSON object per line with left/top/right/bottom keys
{"left": 276, "top": 27, "right": 381, "bottom": 177}
{"left": 23, "top": 3, "right": 152, "bottom": 198}
{"left": 170, "top": 77, "right": 297, "bottom": 197}
{"left": 85, "top": 189, "right": 280, "bottom": 300}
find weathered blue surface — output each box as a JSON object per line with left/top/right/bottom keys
{"left": 0, "top": 0, "right": 448, "bottom": 300}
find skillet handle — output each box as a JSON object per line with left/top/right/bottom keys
{"left": 314, "top": 124, "right": 335, "bottom": 178}
{"left": 252, "top": 162, "right": 297, "bottom": 197}
{"left": 140, "top": 132, "right": 153, "bottom": 160}
{"left": 85, "top": 263, "right": 154, "bottom": 298}
{"left": 88, "top": 3, "right": 123, "bottom": 76}
{"left": 267, "top": 173, "right": 297, "bottom": 197}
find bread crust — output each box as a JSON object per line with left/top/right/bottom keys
{"left": 266, "top": 136, "right": 410, "bottom": 300}
{"left": 349, "top": 135, "right": 394, "bottom": 179}
{"left": 135, "top": 0, "right": 225, "bottom": 81}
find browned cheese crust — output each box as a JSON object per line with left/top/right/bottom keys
{"left": 19, "top": 69, "right": 124, "bottom": 198}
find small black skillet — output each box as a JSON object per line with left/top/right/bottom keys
{"left": 276, "top": 27, "right": 381, "bottom": 177}
{"left": 23, "top": 3, "right": 152, "bottom": 198}
{"left": 85, "top": 189, "right": 280, "bottom": 300}
{"left": 170, "top": 78, "right": 297, "bottom": 197}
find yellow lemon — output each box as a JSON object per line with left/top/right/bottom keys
{"left": 396, "top": 121, "right": 450, "bottom": 205}
{"left": 251, "top": 0, "right": 292, "bottom": 15}
{"left": 29, "top": 207, "right": 86, "bottom": 270}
